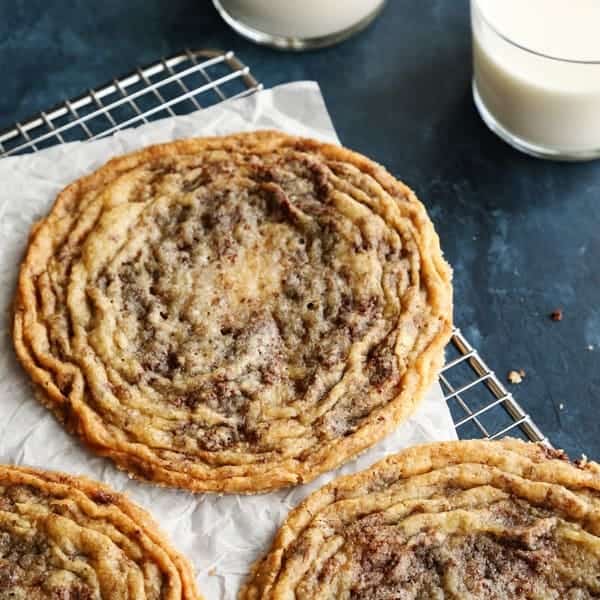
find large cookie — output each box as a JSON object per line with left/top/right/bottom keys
{"left": 13, "top": 131, "right": 452, "bottom": 493}
{"left": 241, "top": 439, "right": 600, "bottom": 599}
{"left": 0, "top": 464, "right": 200, "bottom": 599}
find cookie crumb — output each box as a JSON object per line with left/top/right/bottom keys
{"left": 587, "top": 345, "right": 594, "bottom": 351}
{"left": 550, "top": 308, "right": 563, "bottom": 321}
{"left": 508, "top": 370, "right": 524, "bottom": 384}
{"left": 559, "top": 403, "right": 564, "bottom": 410}
{"left": 208, "top": 567, "right": 217, "bottom": 576}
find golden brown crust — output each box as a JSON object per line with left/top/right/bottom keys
{"left": 0, "top": 463, "right": 201, "bottom": 599}
{"left": 240, "top": 439, "right": 600, "bottom": 599}
{"left": 13, "top": 130, "right": 453, "bottom": 494}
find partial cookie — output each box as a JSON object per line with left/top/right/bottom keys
{"left": 241, "top": 439, "right": 600, "bottom": 599}
{"left": 0, "top": 464, "right": 201, "bottom": 599}
{"left": 13, "top": 130, "right": 452, "bottom": 493}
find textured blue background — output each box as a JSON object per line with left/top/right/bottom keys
{"left": 2, "top": 0, "right": 598, "bottom": 458}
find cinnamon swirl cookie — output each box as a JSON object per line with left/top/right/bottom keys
{"left": 13, "top": 131, "right": 452, "bottom": 493}
{"left": 0, "top": 464, "right": 200, "bottom": 599}
{"left": 241, "top": 439, "right": 600, "bottom": 599}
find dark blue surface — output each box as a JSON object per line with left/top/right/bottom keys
{"left": 2, "top": 0, "right": 598, "bottom": 458}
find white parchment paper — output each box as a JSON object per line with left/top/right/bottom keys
{"left": 0, "top": 82, "right": 457, "bottom": 599}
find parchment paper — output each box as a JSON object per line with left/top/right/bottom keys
{"left": 0, "top": 82, "right": 457, "bottom": 599}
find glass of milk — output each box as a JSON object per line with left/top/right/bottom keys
{"left": 472, "top": 0, "right": 600, "bottom": 161}
{"left": 212, "top": 0, "right": 386, "bottom": 50}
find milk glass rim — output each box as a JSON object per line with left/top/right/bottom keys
{"left": 472, "top": 0, "right": 600, "bottom": 65}
{"left": 212, "top": 0, "right": 387, "bottom": 51}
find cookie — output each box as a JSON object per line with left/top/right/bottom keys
{"left": 0, "top": 464, "right": 201, "bottom": 599}
{"left": 13, "top": 131, "right": 452, "bottom": 493}
{"left": 241, "top": 439, "right": 600, "bottom": 599}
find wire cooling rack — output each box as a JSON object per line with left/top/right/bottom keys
{"left": 0, "top": 49, "right": 261, "bottom": 156}
{"left": 0, "top": 48, "right": 548, "bottom": 446}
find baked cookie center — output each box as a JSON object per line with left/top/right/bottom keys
{"left": 346, "top": 503, "right": 594, "bottom": 599}
{"left": 75, "top": 155, "right": 407, "bottom": 457}
{"left": 0, "top": 513, "right": 95, "bottom": 600}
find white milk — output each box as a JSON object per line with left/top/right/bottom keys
{"left": 216, "top": 0, "right": 385, "bottom": 39}
{"left": 472, "top": 0, "right": 600, "bottom": 158}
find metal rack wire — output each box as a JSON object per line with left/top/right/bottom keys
{"left": 442, "top": 328, "right": 547, "bottom": 444}
{"left": 0, "top": 48, "right": 548, "bottom": 445}
{"left": 0, "top": 49, "right": 261, "bottom": 156}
